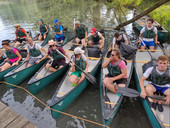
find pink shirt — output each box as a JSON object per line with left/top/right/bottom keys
{"left": 111, "top": 59, "right": 127, "bottom": 78}
{"left": 9, "top": 48, "right": 19, "bottom": 63}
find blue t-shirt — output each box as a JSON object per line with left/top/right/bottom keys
{"left": 54, "top": 24, "right": 64, "bottom": 38}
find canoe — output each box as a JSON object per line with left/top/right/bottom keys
{"left": 134, "top": 44, "right": 170, "bottom": 128}
{"left": 27, "top": 28, "right": 70, "bottom": 95}
{"left": 132, "top": 9, "right": 168, "bottom": 43}
{"left": 99, "top": 31, "right": 136, "bottom": 127}
{"left": 50, "top": 29, "right": 105, "bottom": 119}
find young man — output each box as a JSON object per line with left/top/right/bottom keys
{"left": 85, "top": 28, "right": 105, "bottom": 49}
{"left": 112, "top": 32, "right": 129, "bottom": 49}
{"left": 14, "top": 24, "right": 28, "bottom": 48}
{"left": 24, "top": 37, "right": 47, "bottom": 67}
{"left": 38, "top": 19, "right": 48, "bottom": 41}
{"left": 74, "top": 21, "right": 87, "bottom": 49}
{"left": 102, "top": 49, "right": 127, "bottom": 93}
{"left": 45, "top": 40, "right": 70, "bottom": 72}
{"left": 53, "top": 19, "right": 64, "bottom": 43}
{"left": 137, "top": 18, "right": 159, "bottom": 51}
{"left": 70, "top": 47, "right": 88, "bottom": 86}
{"left": 140, "top": 55, "right": 170, "bottom": 112}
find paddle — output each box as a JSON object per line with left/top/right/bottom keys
{"left": 44, "top": 60, "right": 53, "bottom": 76}
{"left": 117, "top": 87, "right": 166, "bottom": 101}
{"left": 157, "top": 43, "right": 170, "bottom": 58}
{"left": 55, "top": 49, "right": 98, "bottom": 85}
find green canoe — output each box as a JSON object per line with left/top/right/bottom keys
{"left": 50, "top": 29, "right": 105, "bottom": 119}
{"left": 132, "top": 9, "right": 168, "bottom": 43}
{"left": 4, "top": 58, "right": 48, "bottom": 88}
{"left": 28, "top": 28, "right": 70, "bottom": 95}
{"left": 134, "top": 44, "right": 169, "bottom": 128}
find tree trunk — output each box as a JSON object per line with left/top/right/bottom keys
{"left": 114, "top": 0, "right": 170, "bottom": 30}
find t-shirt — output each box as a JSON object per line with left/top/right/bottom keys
{"left": 48, "top": 47, "right": 66, "bottom": 63}
{"left": 112, "top": 34, "right": 127, "bottom": 46}
{"left": 88, "top": 32, "right": 101, "bottom": 37}
{"left": 8, "top": 48, "right": 19, "bottom": 63}
{"left": 71, "top": 54, "right": 87, "bottom": 62}
{"left": 143, "top": 66, "right": 170, "bottom": 87}
{"left": 27, "top": 43, "right": 42, "bottom": 58}
{"left": 55, "top": 25, "right": 63, "bottom": 38}
{"left": 15, "top": 28, "right": 27, "bottom": 39}
{"left": 140, "top": 26, "right": 157, "bottom": 41}
{"left": 110, "top": 60, "right": 127, "bottom": 78}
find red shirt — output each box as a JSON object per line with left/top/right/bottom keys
{"left": 15, "top": 28, "right": 27, "bottom": 38}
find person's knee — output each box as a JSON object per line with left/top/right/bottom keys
{"left": 88, "top": 41, "right": 93, "bottom": 45}
{"left": 45, "top": 63, "right": 50, "bottom": 69}
{"left": 70, "top": 76, "right": 76, "bottom": 84}
{"left": 145, "top": 85, "right": 154, "bottom": 94}
{"left": 103, "top": 78, "right": 109, "bottom": 86}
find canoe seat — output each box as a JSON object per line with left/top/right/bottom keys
{"left": 57, "top": 92, "right": 65, "bottom": 95}
{"left": 36, "top": 75, "right": 42, "bottom": 78}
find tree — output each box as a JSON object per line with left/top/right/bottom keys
{"left": 115, "top": 0, "right": 170, "bottom": 29}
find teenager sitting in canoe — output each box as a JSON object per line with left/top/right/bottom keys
{"left": 102, "top": 49, "right": 127, "bottom": 93}
{"left": 45, "top": 40, "right": 70, "bottom": 72}
{"left": 14, "top": 24, "right": 29, "bottom": 48}
{"left": 24, "top": 37, "right": 48, "bottom": 67}
{"left": 0, "top": 40, "right": 22, "bottom": 71}
{"left": 38, "top": 19, "right": 48, "bottom": 41}
{"left": 112, "top": 32, "right": 129, "bottom": 49}
{"left": 137, "top": 18, "right": 159, "bottom": 51}
{"left": 70, "top": 47, "right": 88, "bottom": 87}
{"left": 52, "top": 19, "right": 64, "bottom": 44}
{"left": 74, "top": 21, "right": 87, "bottom": 49}
{"left": 85, "top": 28, "right": 105, "bottom": 49}
{"left": 140, "top": 55, "right": 170, "bottom": 111}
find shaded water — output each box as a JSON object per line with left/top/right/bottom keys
{"left": 0, "top": 0, "right": 152, "bottom": 128}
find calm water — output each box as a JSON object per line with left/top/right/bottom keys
{"left": 0, "top": 0, "right": 152, "bottom": 128}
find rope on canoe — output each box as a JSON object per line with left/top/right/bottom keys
{"left": 0, "top": 81, "right": 110, "bottom": 128}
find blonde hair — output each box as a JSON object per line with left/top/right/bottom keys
{"left": 112, "top": 49, "right": 122, "bottom": 59}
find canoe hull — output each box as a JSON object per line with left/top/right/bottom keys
{"left": 5, "top": 59, "right": 48, "bottom": 88}
{"left": 28, "top": 64, "right": 70, "bottom": 95}
{"left": 51, "top": 63, "right": 101, "bottom": 119}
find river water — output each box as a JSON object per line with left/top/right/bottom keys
{"left": 0, "top": 0, "right": 152, "bottom": 128}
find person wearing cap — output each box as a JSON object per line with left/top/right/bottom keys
{"left": 45, "top": 40, "right": 70, "bottom": 72}
{"left": 24, "top": 37, "right": 48, "bottom": 67}
{"left": 14, "top": 24, "right": 28, "bottom": 48}
{"left": 38, "top": 19, "right": 48, "bottom": 41}
{"left": 85, "top": 28, "right": 105, "bottom": 49}
{"left": 0, "top": 40, "right": 22, "bottom": 71}
{"left": 52, "top": 19, "right": 64, "bottom": 43}
{"left": 112, "top": 32, "right": 129, "bottom": 49}
{"left": 70, "top": 47, "right": 88, "bottom": 86}
{"left": 74, "top": 21, "right": 87, "bottom": 49}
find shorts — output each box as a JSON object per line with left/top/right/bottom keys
{"left": 141, "top": 40, "right": 155, "bottom": 47}
{"left": 106, "top": 74, "right": 127, "bottom": 85}
{"left": 50, "top": 61, "right": 66, "bottom": 69}
{"left": 56, "top": 36, "right": 64, "bottom": 42}
{"left": 77, "top": 36, "right": 85, "bottom": 40}
{"left": 151, "top": 83, "right": 170, "bottom": 94}
{"left": 16, "top": 38, "right": 26, "bottom": 43}
{"left": 71, "top": 69, "right": 85, "bottom": 77}
{"left": 7, "top": 60, "right": 17, "bottom": 65}
{"left": 28, "top": 58, "right": 41, "bottom": 65}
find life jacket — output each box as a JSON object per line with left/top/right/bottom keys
{"left": 54, "top": 24, "right": 62, "bottom": 33}
{"left": 116, "top": 34, "right": 125, "bottom": 45}
{"left": 28, "top": 43, "right": 41, "bottom": 57}
{"left": 5, "top": 48, "right": 18, "bottom": 59}
{"left": 142, "top": 26, "right": 155, "bottom": 39}
{"left": 75, "top": 56, "right": 86, "bottom": 71}
{"left": 40, "top": 24, "right": 47, "bottom": 33}
{"left": 149, "top": 66, "right": 170, "bottom": 85}
{"left": 76, "top": 24, "right": 86, "bottom": 38}
{"left": 49, "top": 47, "right": 64, "bottom": 60}
{"left": 16, "top": 28, "right": 26, "bottom": 38}
{"left": 107, "top": 59, "right": 127, "bottom": 77}
{"left": 92, "top": 32, "right": 101, "bottom": 43}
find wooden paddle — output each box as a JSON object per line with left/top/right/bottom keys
{"left": 117, "top": 87, "right": 166, "bottom": 101}
{"left": 55, "top": 49, "right": 98, "bottom": 85}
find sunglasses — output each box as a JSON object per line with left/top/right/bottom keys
{"left": 111, "top": 54, "right": 116, "bottom": 56}
{"left": 49, "top": 45, "right": 56, "bottom": 48}
{"left": 15, "top": 27, "right": 19, "bottom": 28}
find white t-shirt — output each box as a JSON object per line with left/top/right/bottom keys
{"left": 143, "top": 66, "right": 170, "bottom": 87}
{"left": 112, "top": 34, "right": 127, "bottom": 46}
{"left": 27, "top": 43, "right": 42, "bottom": 58}
{"left": 88, "top": 32, "right": 101, "bottom": 37}
{"left": 71, "top": 54, "right": 87, "bottom": 62}
{"left": 140, "top": 26, "right": 157, "bottom": 41}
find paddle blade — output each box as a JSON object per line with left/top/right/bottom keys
{"left": 85, "top": 73, "right": 98, "bottom": 86}
{"left": 117, "top": 87, "right": 140, "bottom": 98}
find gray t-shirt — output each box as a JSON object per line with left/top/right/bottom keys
{"left": 27, "top": 43, "right": 42, "bottom": 58}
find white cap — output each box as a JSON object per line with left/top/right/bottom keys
{"left": 75, "top": 21, "right": 80, "bottom": 25}
{"left": 74, "top": 47, "right": 84, "bottom": 55}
